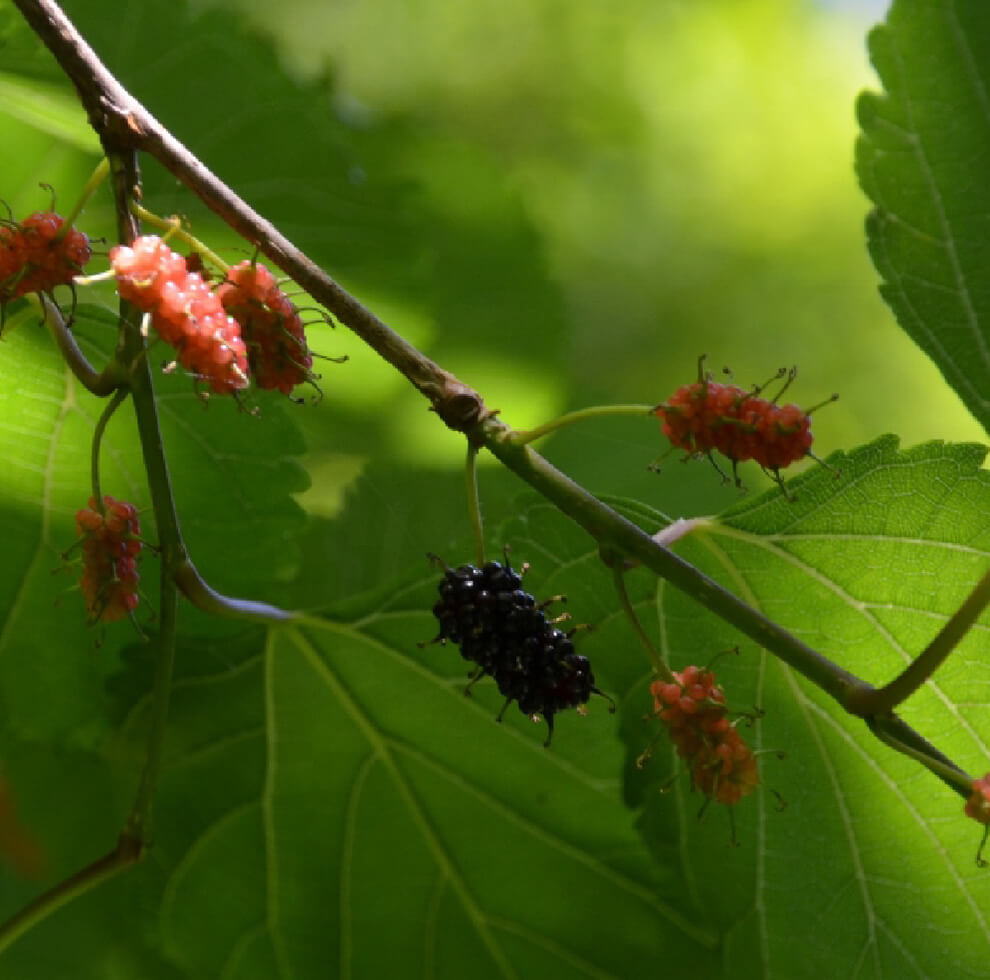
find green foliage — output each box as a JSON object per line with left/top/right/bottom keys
{"left": 3, "top": 0, "right": 990, "bottom": 978}
{"left": 117, "top": 614, "right": 707, "bottom": 978}
{"left": 858, "top": 0, "right": 990, "bottom": 436}
{"left": 511, "top": 439, "right": 990, "bottom": 977}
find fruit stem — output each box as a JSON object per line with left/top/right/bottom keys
{"left": 37, "top": 294, "right": 126, "bottom": 395}
{"left": 59, "top": 155, "right": 109, "bottom": 235}
{"left": 130, "top": 202, "right": 229, "bottom": 274}
{"left": 509, "top": 404, "right": 657, "bottom": 446}
{"left": 173, "top": 560, "right": 298, "bottom": 623}
{"left": 0, "top": 832, "right": 143, "bottom": 957}
{"left": 845, "top": 564, "right": 990, "bottom": 717}
{"left": 611, "top": 562, "right": 670, "bottom": 677}
{"left": 867, "top": 714, "right": 973, "bottom": 797}
{"left": 90, "top": 387, "right": 128, "bottom": 513}
{"left": 465, "top": 445, "right": 485, "bottom": 567}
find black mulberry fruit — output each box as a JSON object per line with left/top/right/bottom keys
{"left": 429, "top": 558, "right": 612, "bottom": 745}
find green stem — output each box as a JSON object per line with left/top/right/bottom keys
{"left": 0, "top": 833, "right": 143, "bottom": 956}
{"left": 124, "top": 571, "right": 177, "bottom": 843}
{"left": 173, "top": 560, "right": 297, "bottom": 623}
{"left": 465, "top": 446, "right": 485, "bottom": 566}
{"left": 510, "top": 404, "right": 656, "bottom": 445}
{"left": 611, "top": 562, "right": 668, "bottom": 677}
{"left": 482, "top": 418, "right": 861, "bottom": 704}
{"left": 129, "top": 202, "right": 229, "bottom": 273}
{"left": 37, "top": 295, "right": 125, "bottom": 396}
{"left": 846, "top": 566, "right": 990, "bottom": 717}
{"left": 60, "top": 155, "right": 109, "bottom": 232}
{"left": 105, "top": 149, "right": 182, "bottom": 846}
{"left": 89, "top": 387, "right": 128, "bottom": 511}
{"left": 867, "top": 714, "right": 973, "bottom": 797}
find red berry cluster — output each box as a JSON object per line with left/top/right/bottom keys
{"left": 0, "top": 211, "right": 91, "bottom": 304}
{"left": 109, "top": 236, "right": 249, "bottom": 395}
{"left": 74, "top": 496, "right": 142, "bottom": 624}
{"left": 650, "top": 665, "right": 759, "bottom": 805}
{"left": 218, "top": 260, "right": 313, "bottom": 395}
{"left": 654, "top": 379, "right": 813, "bottom": 471}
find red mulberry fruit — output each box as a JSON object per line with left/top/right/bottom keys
{"left": 0, "top": 211, "right": 91, "bottom": 304}
{"left": 649, "top": 666, "right": 759, "bottom": 806}
{"left": 653, "top": 360, "right": 834, "bottom": 489}
{"left": 218, "top": 260, "right": 314, "bottom": 395}
{"left": 110, "top": 236, "right": 249, "bottom": 395}
{"left": 75, "top": 495, "right": 142, "bottom": 624}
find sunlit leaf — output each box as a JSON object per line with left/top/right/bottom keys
{"left": 506, "top": 437, "right": 990, "bottom": 978}
{"left": 857, "top": 0, "right": 990, "bottom": 434}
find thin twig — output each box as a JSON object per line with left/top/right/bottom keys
{"left": 123, "top": 567, "right": 178, "bottom": 845}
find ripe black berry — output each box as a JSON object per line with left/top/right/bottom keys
{"left": 429, "top": 558, "right": 612, "bottom": 745}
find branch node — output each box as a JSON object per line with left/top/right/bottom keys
{"left": 433, "top": 381, "right": 491, "bottom": 433}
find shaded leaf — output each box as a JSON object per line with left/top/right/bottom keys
{"left": 111, "top": 605, "right": 714, "bottom": 979}
{"left": 0, "top": 731, "right": 185, "bottom": 980}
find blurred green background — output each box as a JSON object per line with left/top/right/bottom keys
{"left": 3, "top": 0, "right": 981, "bottom": 598}
{"left": 199, "top": 0, "right": 983, "bottom": 547}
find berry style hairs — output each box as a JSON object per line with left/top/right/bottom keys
{"left": 653, "top": 358, "right": 837, "bottom": 492}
